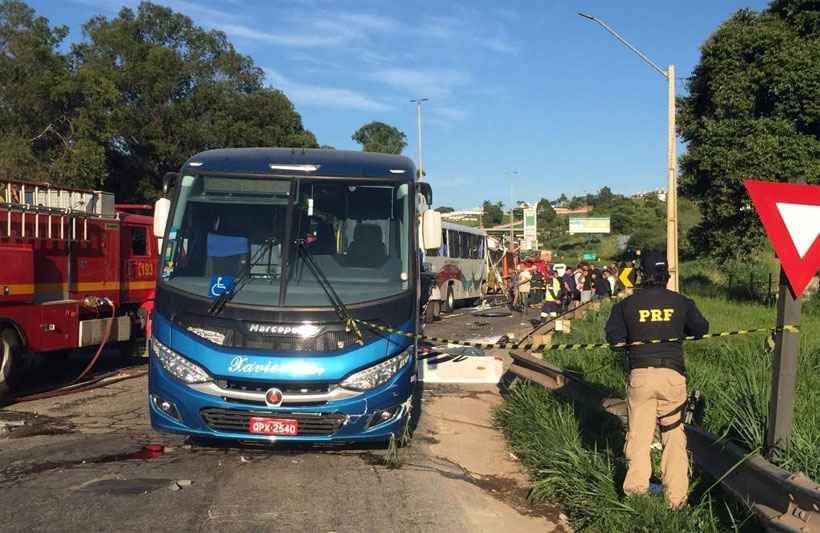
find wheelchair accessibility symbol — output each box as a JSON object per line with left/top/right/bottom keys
{"left": 209, "top": 275, "right": 236, "bottom": 298}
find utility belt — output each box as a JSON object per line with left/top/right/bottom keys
{"left": 629, "top": 355, "right": 686, "bottom": 378}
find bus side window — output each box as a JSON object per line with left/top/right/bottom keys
{"left": 449, "top": 230, "right": 460, "bottom": 258}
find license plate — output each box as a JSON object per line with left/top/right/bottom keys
{"left": 248, "top": 417, "right": 299, "bottom": 436}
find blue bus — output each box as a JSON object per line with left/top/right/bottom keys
{"left": 148, "top": 148, "right": 440, "bottom": 443}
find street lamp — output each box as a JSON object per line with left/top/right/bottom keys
{"left": 410, "top": 98, "right": 429, "bottom": 179}
{"left": 578, "top": 12, "right": 679, "bottom": 292}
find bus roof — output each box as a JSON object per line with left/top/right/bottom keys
{"left": 182, "top": 148, "right": 416, "bottom": 181}
{"left": 442, "top": 221, "right": 487, "bottom": 236}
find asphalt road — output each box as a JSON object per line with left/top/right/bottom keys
{"left": 0, "top": 361, "right": 564, "bottom": 533}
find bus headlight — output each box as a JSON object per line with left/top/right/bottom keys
{"left": 150, "top": 337, "right": 212, "bottom": 384}
{"left": 340, "top": 348, "right": 412, "bottom": 392}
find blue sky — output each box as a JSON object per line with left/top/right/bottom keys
{"left": 30, "top": 0, "right": 769, "bottom": 208}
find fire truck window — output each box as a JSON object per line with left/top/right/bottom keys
{"left": 130, "top": 227, "right": 148, "bottom": 256}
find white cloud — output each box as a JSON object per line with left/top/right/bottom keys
{"left": 367, "top": 68, "right": 470, "bottom": 99}
{"left": 264, "top": 68, "right": 392, "bottom": 112}
{"left": 429, "top": 105, "right": 469, "bottom": 122}
{"left": 222, "top": 11, "right": 398, "bottom": 48}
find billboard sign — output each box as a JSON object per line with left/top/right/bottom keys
{"left": 569, "top": 217, "right": 611, "bottom": 235}
{"left": 523, "top": 207, "right": 537, "bottom": 239}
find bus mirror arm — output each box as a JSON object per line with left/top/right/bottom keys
{"left": 162, "top": 172, "right": 179, "bottom": 195}
{"left": 418, "top": 182, "right": 433, "bottom": 207}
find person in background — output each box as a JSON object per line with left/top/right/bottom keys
{"left": 605, "top": 269, "right": 617, "bottom": 297}
{"left": 593, "top": 267, "right": 609, "bottom": 300}
{"left": 542, "top": 267, "right": 562, "bottom": 318}
{"left": 562, "top": 268, "right": 576, "bottom": 311}
{"left": 580, "top": 264, "right": 593, "bottom": 303}
{"left": 573, "top": 265, "right": 585, "bottom": 302}
{"left": 514, "top": 264, "right": 532, "bottom": 314}
{"left": 604, "top": 251, "right": 709, "bottom": 509}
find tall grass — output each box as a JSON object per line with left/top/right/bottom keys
{"left": 496, "top": 383, "right": 756, "bottom": 532}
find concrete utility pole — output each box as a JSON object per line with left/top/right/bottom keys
{"left": 578, "top": 12, "right": 679, "bottom": 291}
{"left": 508, "top": 171, "right": 518, "bottom": 249}
{"left": 410, "top": 98, "right": 429, "bottom": 179}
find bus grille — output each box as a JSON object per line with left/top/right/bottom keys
{"left": 200, "top": 407, "right": 346, "bottom": 436}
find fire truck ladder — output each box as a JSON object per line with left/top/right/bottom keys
{"left": 1, "top": 180, "right": 116, "bottom": 242}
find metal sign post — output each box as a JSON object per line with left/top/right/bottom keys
{"left": 765, "top": 268, "right": 802, "bottom": 459}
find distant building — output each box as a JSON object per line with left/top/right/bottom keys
{"left": 554, "top": 206, "right": 592, "bottom": 216}
{"left": 631, "top": 189, "right": 666, "bottom": 202}
{"left": 440, "top": 208, "right": 483, "bottom": 222}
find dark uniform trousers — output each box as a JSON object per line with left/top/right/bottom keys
{"left": 605, "top": 286, "right": 709, "bottom": 508}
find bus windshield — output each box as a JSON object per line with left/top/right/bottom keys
{"left": 160, "top": 174, "right": 411, "bottom": 307}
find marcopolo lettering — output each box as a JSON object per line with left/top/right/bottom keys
{"left": 638, "top": 308, "right": 675, "bottom": 323}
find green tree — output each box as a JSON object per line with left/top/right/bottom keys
{"left": 0, "top": 0, "right": 103, "bottom": 186}
{"left": 481, "top": 200, "right": 504, "bottom": 226}
{"left": 1, "top": 1, "right": 317, "bottom": 201}
{"left": 71, "top": 2, "right": 316, "bottom": 201}
{"left": 351, "top": 121, "right": 407, "bottom": 154}
{"left": 435, "top": 206, "right": 455, "bottom": 213}
{"left": 678, "top": 0, "right": 820, "bottom": 258}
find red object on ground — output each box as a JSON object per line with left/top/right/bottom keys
{"left": 139, "top": 444, "right": 165, "bottom": 459}
{"left": 745, "top": 180, "right": 820, "bottom": 298}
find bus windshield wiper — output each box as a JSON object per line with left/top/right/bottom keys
{"left": 208, "top": 239, "right": 278, "bottom": 316}
{"left": 294, "top": 240, "right": 364, "bottom": 343}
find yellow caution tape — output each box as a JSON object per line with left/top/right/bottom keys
{"left": 353, "top": 319, "right": 800, "bottom": 352}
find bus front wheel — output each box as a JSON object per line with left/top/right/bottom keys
{"left": 442, "top": 286, "right": 455, "bottom": 313}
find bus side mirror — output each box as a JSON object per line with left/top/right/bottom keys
{"left": 153, "top": 198, "right": 170, "bottom": 238}
{"left": 162, "top": 172, "right": 179, "bottom": 195}
{"left": 418, "top": 182, "right": 433, "bottom": 207}
{"left": 422, "top": 210, "right": 442, "bottom": 250}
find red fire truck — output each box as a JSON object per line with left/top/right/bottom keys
{"left": 0, "top": 179, "right": 158, "bottom": 398}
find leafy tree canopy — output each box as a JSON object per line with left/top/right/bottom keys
{"left": 0, "top": 0, "right": 317, "bottom": 201}
{"left": 678, "top": 0, "right": 820, "bottom": 258}
{"left": 435, "top": 206, "right": 455, "bottom": 213}
{"left": 352, "top": 121, "right": 407, "bottom": 154}
{"left": 482, "top": 200, "right": 504, "bottom": 226}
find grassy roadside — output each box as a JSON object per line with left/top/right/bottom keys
{"left": 496, "top": 292, "right": 820, "bottom": 531}
{"left": 496, "top": 383, "right": 754, "bottom": 532}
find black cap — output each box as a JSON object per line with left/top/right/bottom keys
{"left": 640, "top": 250, "right": 668, "bottom": 277}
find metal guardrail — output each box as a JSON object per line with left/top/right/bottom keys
{"left": 506, "top": 350, "right": 820, "bottom": 532}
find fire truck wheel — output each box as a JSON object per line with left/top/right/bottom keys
{"left": 0, "top": 328, "right": 23, "bottom": 398}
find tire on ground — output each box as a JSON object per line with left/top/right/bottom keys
{"left": 442, "top": 285, "right": 455, "bottom": 313}
{"left": 0, "top": 327, "right": 23, "bottom": 399}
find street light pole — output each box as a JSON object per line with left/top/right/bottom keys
{"left": 508, "top": 171, "right": 518, "bottom": 249}
{"left": 410, "top": 98, "right": 429, "bottom": 179}
{"left": 578, "top": 12, "right": 679, "bottom": 291}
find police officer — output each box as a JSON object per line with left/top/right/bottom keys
{"left": 604, "top": 250, "right": 709, "bottom": 508}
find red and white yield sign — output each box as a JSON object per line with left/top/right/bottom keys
{"left": 745, "top": 180, "right": 820, "bottom": 298}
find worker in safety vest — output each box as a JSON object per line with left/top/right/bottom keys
{"left": 541, "top": 270, "right": 562, "bottom": 318}
{"left": 604, "top": 251, "right": 709, "bottom": 508}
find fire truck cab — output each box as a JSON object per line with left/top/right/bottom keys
{"left": 0, "top": 179, "right": 158, "bottom": 398}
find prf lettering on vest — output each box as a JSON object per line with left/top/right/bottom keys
{"left": 638, "top": 308, "right": 675, "bottom": 322}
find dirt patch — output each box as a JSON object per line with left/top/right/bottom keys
{"left": 0, "top": 410, "right": 75, "bottom": 440}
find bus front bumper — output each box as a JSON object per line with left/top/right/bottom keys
{"left": 148, "top": 356, "right": 415, "bottom": 444}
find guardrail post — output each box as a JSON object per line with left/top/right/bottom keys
{"left": 765, "top": 268, "right": 802, "bottom": 459}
